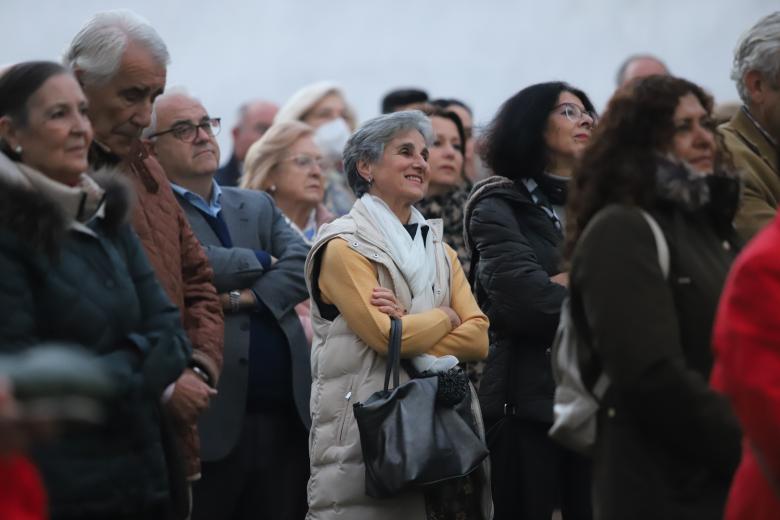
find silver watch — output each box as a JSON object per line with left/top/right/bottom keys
{"left": 229, "top": 290, "right": 241, "bottom": 313}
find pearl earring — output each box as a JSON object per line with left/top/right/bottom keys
{"left": 14, "top": 145, "right": 22, "bottom": 154}
{"left": 269, "top": 184, "right": 277, "bottom": 193}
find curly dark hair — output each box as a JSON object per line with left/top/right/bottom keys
{"left": 480, "top": 81, "right": 595, "bottom": 183}
{"left": 563, "top": 75, "right": 730, "bottom": 261}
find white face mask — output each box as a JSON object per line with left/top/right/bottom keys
{"left": 313, "top": 117, "right": 352, "bottom": 164}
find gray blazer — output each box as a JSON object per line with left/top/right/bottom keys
{"left": 175, "top": 187, "right": 311, "bottom": 462}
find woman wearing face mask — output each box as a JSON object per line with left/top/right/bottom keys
{"left": 464, "top": 82, "right": 596, "bottom": 519}
{"left": 0, "top": 61, "right": 190, "bottom": 519}
{"left": 564, "top": 75, "right": 742, "bottom": 519}
{"left": 275, "top": 81, "right": 358, "bottom": 216}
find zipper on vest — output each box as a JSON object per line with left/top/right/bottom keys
{"left": 337, "top": 376, "right": 356, "bottom": 444}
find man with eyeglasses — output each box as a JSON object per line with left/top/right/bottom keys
{"left": 216, "top": 100, "right": 278, "bottom": 187}
{"left": 65, "top": 12, "right": 223, "bottom": 518}
{"left": 146, "top": 90, "right": 312, "bottom": 520}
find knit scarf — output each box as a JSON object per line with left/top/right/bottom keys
{"left": 359, "top": 194, "right": 458, "bottom": 374}
{"left": 360, "top": 193, "right": 437, "bottom": 313}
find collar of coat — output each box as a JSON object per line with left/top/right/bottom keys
{"left": 0, "top": 152, "right": 132, "bottom": 255}
{"left": 315, "top": 197, "right": 444, "bottom": 254}
{"left": 462, "top": 175, "right": 528, "bottom": 254}
{"left": 727, "top": 107, "right": 779, "bottom": 174}
{"left": 654, "top": 155, "right": 740, "bottom": 215}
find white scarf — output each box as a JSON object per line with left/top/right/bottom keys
{"left": 360, "top": 194, "right": 437, "bottom": 312}
{"left": 360, "top": 194, "right": 457, "bottom": 373}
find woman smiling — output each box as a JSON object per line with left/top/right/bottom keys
{"left": 304, "top": 111, "right": 491, "bottom": 519}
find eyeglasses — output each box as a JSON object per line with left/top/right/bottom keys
{"left": 149, "top": 118, "right": 221, "bottom": 142}
{"left": 552, "top": 103, "right": 597, "bottom": 124}
{"left": 281, "top": 154, "right": 329, "bottom": 170}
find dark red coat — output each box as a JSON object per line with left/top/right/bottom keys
{"left": 712, "top": 213, "right": 780, "bottom": 519}
{"left": 0, "top": 456, "right": 46, "bottom": 520}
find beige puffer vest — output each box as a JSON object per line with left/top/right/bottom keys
{"left": 304, "top": 200, "right": 492, "bottom": 520}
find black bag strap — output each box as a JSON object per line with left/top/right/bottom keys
{"left": 383, "top": 317, "right": 403, "bottom": 391}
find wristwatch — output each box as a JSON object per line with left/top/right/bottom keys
{"left": 229, "top": 290, "right": 241, "bottom": 313}
{"left": 190, "top": 365, "right": 211, "bottom": 386}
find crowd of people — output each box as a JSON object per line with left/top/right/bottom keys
{"left": 0, "top": 7, "right": 779, "bottom": 520}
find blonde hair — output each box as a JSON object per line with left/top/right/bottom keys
{"left": 240, "top": 120, "right": 314, "bottom": 191}
{"left": 274, "top": 81, "right": 357, "bottom": 131}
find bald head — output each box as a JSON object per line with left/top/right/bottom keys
{"left": 232, "top": 100, "right": 278, "bottom": 161}
{"left": 617, "top": 55, "right": 670, "bottom": 87}
{"left": 148, "top": 91, "right": 221, "bottom": 186}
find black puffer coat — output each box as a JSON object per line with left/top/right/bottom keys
{"left": 464, "top": 176, "right": 566, "bottom": 424}
{"left": 0, "top": 163, "right": 191, "bottom": 518}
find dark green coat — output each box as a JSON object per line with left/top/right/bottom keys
{"left": 0, "top": 171, "right": 191, "bottom": 518}
{"left": 569, "top": 169, "right": 743, "bottom": 519}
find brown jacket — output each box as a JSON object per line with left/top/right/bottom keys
{"left": 91, "top": 141, "right": 224, "bottom": 477}
{"left": 720, "top": 108, "right": 780, "bottom": 241}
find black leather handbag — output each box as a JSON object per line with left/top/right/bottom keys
{"left": 353, "top": 317, "right": 489, "bottom": 498}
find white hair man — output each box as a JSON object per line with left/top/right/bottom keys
{"left": 215, "top": 99, "right": 278, "bottom": 187}
{"left": 146, "top": 90, "right": 311, "bottom": 519}
{"left": 615, "top": 54, "right": 670, "bottom": 87}
{"left": 721, "top": 11, "right": 780, "bottom": 240}
{"left": 64, "top": 9, "right": 224, "bottom": 510}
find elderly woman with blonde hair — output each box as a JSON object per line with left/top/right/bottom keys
{"left": 241, "top": 121, "right": 334, "bottom": 242}
{"left": 275, "top": 81, "right": 358, "bottom": 216}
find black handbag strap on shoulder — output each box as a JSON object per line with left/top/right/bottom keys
{"left": 383, "top": 317, "right": 402, "bottom": 391}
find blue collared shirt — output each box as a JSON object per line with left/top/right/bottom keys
{"left": 171, "top": 179, "right": 223, "bottom": 218}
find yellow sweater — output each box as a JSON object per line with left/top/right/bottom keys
{"left": 319, "top": 237, "right": 488, "bottom": 361}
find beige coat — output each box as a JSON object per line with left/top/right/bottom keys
{"left": 304, "top": 200, "right": 492, "bottom": 520}
{"left": 720, "top": 108, "right": 780, "bottom": 241}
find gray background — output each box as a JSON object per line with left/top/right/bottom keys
{"left": 1, "top": 0, "right": 774, "bottom": 163}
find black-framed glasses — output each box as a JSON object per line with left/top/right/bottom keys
{"left": 149, "top": 118, "right": 221, "bottom": 142}
{"left": 552, "top": 103, "right": 597, "bottom": 124}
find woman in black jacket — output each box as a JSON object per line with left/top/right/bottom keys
{"left": 0, "top": 61, "right": 191, "bottom": 519}
{"left": 563, "top": 76, "right": 742, "bottom": 519}
{"left": 464, "top": 82, "right": 596, "bottom": 519}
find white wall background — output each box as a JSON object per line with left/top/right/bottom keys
{"left": 1, "top": 0, "right": 775, "bottom": 164}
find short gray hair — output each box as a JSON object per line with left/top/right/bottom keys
{"left": 731, "top": 11, "right": 780, "bottom": 104}
{"left": 343, "top": 110, "right": 434, "bottom": 197}
{"left": 63, "top": 9, "right": 170, "bottom": 85}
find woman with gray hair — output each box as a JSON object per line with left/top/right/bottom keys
{"left": 304, "top": 111, "right": 492, "bottom": 519}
